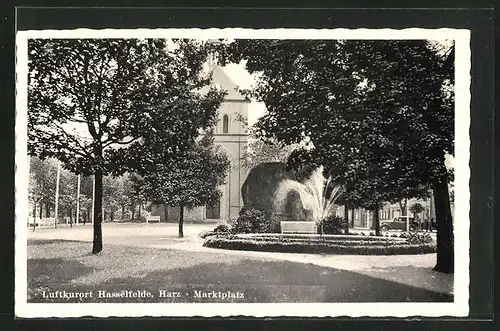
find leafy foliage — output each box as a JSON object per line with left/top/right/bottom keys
{"left": 220, "top": 39, "right": 454, "bottom": 272}
{"left": 409, "top": 202, "right": 425, "bottom": 217}
{"left": 231, "top": 208, "right": 275, "bottom": 234}
{"left": 240, "top": 138, "right": 298, "bottom": 171}
{"left": 222, "top": 39, "right": 451, "bottom": 199}
{"left": 203, "top": 234, "right": 436, "bottom": 255}
{"left": 28, "top": 38, "right": 224, "bottom": 176}
{"left": 142, "top": 133, "right": 230, "bottom": 208}
{"left": 28, "top": 39, "right": 224, "bottom": 252}
{"left": 214, "top": 224, "right": 230, "bottom": 233}
{"left": 318, "top": 215, "right": 345, "bottom": 235}
{"left": 141, "top": 132, "right": 230, "bottom": 236}
{"left": 28, "top": 157, "right": 58, "bottom": 209}
{"left": 399, "top": 232, "right": 434, "bottom": 244}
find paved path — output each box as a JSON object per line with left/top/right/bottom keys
{"left": 27, "top": 223, "right": 453, "bottom": 295}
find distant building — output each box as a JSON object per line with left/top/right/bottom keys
{"left": 150, "top": 65, "right": 250, "bottom": 223}
{"left": 335, "top": 194, "right": 456, "bottom": 229}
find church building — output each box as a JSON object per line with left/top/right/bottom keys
{"left": 150, "top": 65, "right": 250, "bottom": 223}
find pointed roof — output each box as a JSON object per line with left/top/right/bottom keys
{"left": 209, "top": 65, "right": 249, "bottom": 102}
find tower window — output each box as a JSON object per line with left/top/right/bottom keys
{"left": 222, "top": 114, "right": 229, "bottom": 133}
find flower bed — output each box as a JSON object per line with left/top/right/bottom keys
{"left": 203, "top": 233, "right": 436, "bottom": 255}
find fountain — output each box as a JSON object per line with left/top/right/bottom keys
{"left": 274, "top": 165, "right": 343, "bottom": 234}
{"left": 205, "top": 165, "right": 436, "bottom": 254}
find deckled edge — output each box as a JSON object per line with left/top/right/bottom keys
{"left": 14, "top": 27, "right": 471, "bottom": 318}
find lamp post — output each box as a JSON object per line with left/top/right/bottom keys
{"left": 91, "top": 174, "right": 95, "bottom": 224}
{"left": 54, "top": 160, "right": 61, "bottom": 229}
{"left": 76, "top": 174, "right": 81, "bottom": 225}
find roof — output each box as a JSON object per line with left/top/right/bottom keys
{"left": 207, "top": 65, "right": 249, "bottom": 102}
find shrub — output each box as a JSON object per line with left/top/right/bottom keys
{"left": 405, "top": 232, "right": 434, "bottom": 244}
{"left": 214, "top": 224, "right": 230, "bottom": 233}
{"left": 199, "top": 230, "right": 215, "bottom": 239}
{"left": 203, "top": 236, "right": 436, "bottom": 255}
{"left": 317, "top": 215, "right": 345, "bottom": 235}
{"left": 399, "top": 232, "right": 411, "bottom": 239}
{"left": 238, "top": 206, "right": 249, "bottom": 216}
{"left": 231, "top": 208, "right": 274, "bottom": 234}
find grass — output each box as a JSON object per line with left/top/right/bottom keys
{"left": 27, "top": 238, "right": 453, "bottom": 303}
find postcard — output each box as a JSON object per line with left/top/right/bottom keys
{"left": 15, "top": 27, "right": 470, "bottom": 318}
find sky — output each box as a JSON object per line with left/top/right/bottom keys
{"left": 218, "top": 61, "right": 266, "bottom": 127}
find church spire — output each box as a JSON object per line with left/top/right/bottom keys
{"left": 206, "top": 39, "right": 222, "bottom": 70}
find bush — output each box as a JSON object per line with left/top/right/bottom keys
{"left": 403, "top": 232, "right": 434, "bottom": 244}
{"left": 399, "top": 232, "right": 411, "bottom": 239}
{"left": 203, "top": 235, "right": 436, "bottom": 255}
{"left": 199, "top": 230, "right": 215, "bottom": 239}
{"left": 231, "top": 208, "right": 275, "bottom": 234}
{"left": 214, "top": 224, "right": 230, "bottom": 233}
{"left": 317, "top": 215, "right": 345, "bottom": 235}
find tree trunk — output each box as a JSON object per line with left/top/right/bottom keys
{"left": 374, "top": 206, "right": 380, "bottom": 236}
{"left": 433, "top": 178, "right": 454, "bottom": 273}
{"left": 33, "top": 203, "right": 37, "bottom": 232}
{"left": 343, "top": 204, "right": 349, "bottom": 234}
{"left": 138, "top": 203, "right": 142, "bottom": 218}
{"left": 92, "top": 169, "right": 104, "bottom": 254}
{"left": 131, "top": 204, "right": 136, "bottom": 220}
{"left": 350, "top": 209, "right": 355, "bottom": 227}
{"left": 39, "top": 202, "right": 43, "bottom": 219}
{"left": 164, "top": 204, "right": 168, "bottom": 223}
{"left": 178, "top": 204, "right": 184, "bottom": 238}
{"left": 121, "top": 205, "right": 125, "bottom": 220}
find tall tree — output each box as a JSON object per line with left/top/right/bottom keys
{"left": 28, "top": 157, "right": 58, "bottom": 219}
{"left": 223, "top": 39, "right": 454, "bottom": 272}
{"left": 57, "top": 168, "right": 78, "bottom": 223}
{"left": 240, "top": 138, "right": 298, "bottom": 171}
{"left": 28, "top": 39, "right": 224, "bottom": 253}
{"left": 409, "top": 202, "right": 425, "bottom": 219}
{"left": 141, "top": 132, "right": 230, "bottom": 237}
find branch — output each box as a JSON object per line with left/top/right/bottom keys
{"left": 67, "top": 116, "right": 88, "bottom": 124}
{"left": 102, "top": 136, "right": 140, "bottom": 149}
{"left": 49, "top": 123, "right": 92, "bottom": 158}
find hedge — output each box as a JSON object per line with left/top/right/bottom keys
{"left": 240, "top": 233, "right": 408, "bottom": 242}
{"left": 203, "top": 236, "right": 436, "bottom": 255}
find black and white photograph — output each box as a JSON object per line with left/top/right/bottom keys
{"left": 15, "top": 27, "right": 471, "bottom": 318}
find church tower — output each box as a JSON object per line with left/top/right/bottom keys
{"left": 150, "top": 63, "right": 250, "bottom": 223}
{"left": 205, "top": 66, "right": 250, "bottom": 221}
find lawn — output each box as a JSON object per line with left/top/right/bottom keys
{"left": 27, "top": 239, "right": 453, "bottom": 303}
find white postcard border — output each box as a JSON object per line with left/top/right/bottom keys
{"left": 15, "top": 27, "right": 471, "bottom": 318}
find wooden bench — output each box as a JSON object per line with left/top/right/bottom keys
{"left": 280, "top": 221, "right": 317, "bottom": 234}
{"left": 146, "top": 215, "right": 161, "bottom": 223}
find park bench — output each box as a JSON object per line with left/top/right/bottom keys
{"left": 146, "top": 215, "right": 161, "bottom": 223}
{"left": 280, "top": 221, "right": 317, "bottom": 234}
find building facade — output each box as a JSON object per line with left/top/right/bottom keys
{"left": 150, "top": 65, "right": 250, "bottom": 223}
{"left": 335, "top": 196, "right": 445, "bottom": 229}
